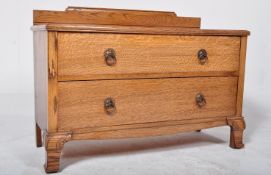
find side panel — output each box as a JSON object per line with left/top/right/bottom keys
{"left": 33, "top": 31, "right": 48, "bottom": 130}
{"left": 236, "top": 37, "right": 248, "bottom": 116}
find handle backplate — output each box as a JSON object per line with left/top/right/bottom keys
{"left": 104, "top": 48, "right": 117, "bottom": 66}
{"left": 104, "top": 97, "right": 116, "bottom": 115}
{"left": 198, "top": 49, "right": 208, "bottom": 65}
{"left": 195, "top": 93, "right": 206, "bottom": 107}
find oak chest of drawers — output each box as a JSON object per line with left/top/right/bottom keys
{"left": 32, "top": 6, "right": 250, "bottom": 173}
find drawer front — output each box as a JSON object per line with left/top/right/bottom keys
{"left": 57, "top": 77, "right": 237, "bottom": 131}
{"left": 58, "top": 33, "right": 240, "bottom": 81}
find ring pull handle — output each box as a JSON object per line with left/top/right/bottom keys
{"left": 198, "top": 49, "right": 208, "bottom": 65}
{"left": 104, "top": 97, "right": 116, "bottom": 115}
{"left": 195, "top": 93, "right": 206, "bottom": 107}
{"left": 104, "top": 48, "right": 117, "bottom": 66}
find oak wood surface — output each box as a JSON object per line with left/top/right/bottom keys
{"left": 32, "top": 24, "right": 250, "bottom": 37}
{"left": 65, "top": 6, "right": 181, "bottom": 14}
{"left": 35, "top": 123, "right": 42, "bottom": 147}
{"left": 57, "top": 77, "right": 238, "bottom": 131}
{"left": 32, "top": 7, "right": 249, "bottom": 173}
{"left": 47, "top": 32, "right": 58, "bottom": 132}
{"left": 58, "top": 72, "right": 239, "bottom": 81}
{"left": 33, "top": 7, "right": 200, "bottom": 28}
{"left": 227, "top": 117, "right": 246, "bottom": 149}
{"left": 33, "top": 31, "right": 48, "bottom": 130}
{"left": 70, "top": 116, "right": 227, "bottom": 135}
{"left": 44, "top": 131, "right": 72, "bottom": 173}
{"left": 58, "top": 33, "right": 240, "bottom": 81}
{"left": 72, "top": 117, "right": 227, "bottom": 140}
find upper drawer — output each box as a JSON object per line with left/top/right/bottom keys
{"left": 57, "top": 33, "right": 240, "bottom": 81}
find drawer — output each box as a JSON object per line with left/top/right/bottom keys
{"left": 57, "top": 77, "right": 237, "bottom": 131}
{"left": 58, "top": 33, "right": 241, "bottom": 81}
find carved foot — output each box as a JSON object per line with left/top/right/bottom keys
{"left": 44, "top": 132, "right": 72, "bottom": 173}
{"left": 227, "top": 117, "right": 246, "bottom": 149}
{"left": 36, "top": 123, "right": 42, "bottom": 147}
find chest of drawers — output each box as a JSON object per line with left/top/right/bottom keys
{"left": 32, "top": 6, "right": 249, "bottom": 173}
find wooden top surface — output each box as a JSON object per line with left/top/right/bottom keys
{"left": 32, "top": 24, "right": 250, "bottom": 36}
{"left": 32, "top": 6, "right": 250, "bottom": 36}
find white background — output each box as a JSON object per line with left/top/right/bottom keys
{"left": 0, "top": 0, "right": 271, "bottom": 175}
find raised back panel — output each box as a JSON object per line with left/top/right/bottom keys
{"left": 33, "top": 6, "right": 201, "bottom": 28}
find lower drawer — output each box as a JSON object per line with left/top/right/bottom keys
{"left": 57, "top": 77, "right": 237, "bottom": 131}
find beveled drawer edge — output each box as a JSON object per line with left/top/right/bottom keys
{"left": 58, "top": 71, "right": 239, "bottom": 82}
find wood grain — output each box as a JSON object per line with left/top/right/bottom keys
{"left": 32, "top": 7, "right": 250, "bottom": 172}
{"left": 33, "top": 30, "right": 48, "bottom": 130}
{"left": 58, "top": 33, "right": 241, "bottom": 81}
{"left": 72, "top": 117, "right": 227, "bottom": 140}
{"left": 227, "top": 117, "right": 246, "bottom": 149}
{"left": 47, "top": 32, "right": 58, "bottom": 132}
{"left": 35, "top": 123, "right": 42, "bottom": 147}
{"left": 236, "top": 37, "right": 248, "bottom": 116}
{"left": 71, "top": 117, "right": 227, "bottom": 134}
{"left": 44, "top": 131, "right": 72, "bottom": 173}
{"left": 65, "top": 6, "right": 180, "bottom": 14}
{"left": 57, "top": 77, "right": 238, "bottom": 131}
{"left": 33, "top": 7, "right": 200, "bottom": 28}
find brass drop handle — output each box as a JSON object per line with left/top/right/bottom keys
{"left": 198, "top": 49, "right": 208, "bottom": 64}
{"left": 104, "top": 97, "right": 116, "bottom": 115}
{"left": 195, "top": 93, "right": 206, "bottom": 107}
{"left": 104, "top": 48, "right": 117, "bottom": 66}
